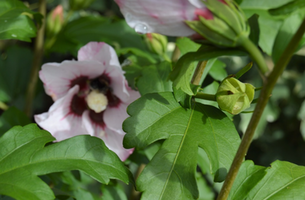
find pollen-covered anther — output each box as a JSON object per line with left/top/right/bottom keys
{"left": 86, "top": 90, "right": 108, "bottom": 113}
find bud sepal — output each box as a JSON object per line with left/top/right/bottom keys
{"left": 216, "top": 77, "right": 255, "bottom": 115}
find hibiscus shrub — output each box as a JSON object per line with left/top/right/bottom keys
{"left": 0, "top": 0, "right": 305, "bottom": 200}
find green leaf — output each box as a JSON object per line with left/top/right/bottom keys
{"left": 176, "top": 37, "right": 200, "bottom": 55}
{"left": 247, "top": 160, "right": 305, "bottom": 199}
{"left": 137, "top": 62, "right": 173, "bottom": 96}
{"left": 235, "top": 62, "right": 253, "bottom": 79}
{"left": 0, "top": 107, "right": 30, "bottom": 136}
{"left": 101, "top": 182, "right": 128, "bottom": 200}
{"left": 272, "top": 10, "right": 305, "bottom": 63}
{"left": 49, "top": 16, "right": 147, "bottom": 55}
{"left": 0, "top": 124, "right": 132, "bottom": 200}
{"left": 0, "top": 0, "right": 38, "bottom": 42}
{"left": 208, "top": 59, "right": 227, "bottom": 81}
{"left": 196, "top": 81, "right": 219, "bottom": 108}
{"left": 269, "top": 0, "right": 305, "bottom": 16}
{"left": 196, "top": 172, "right": 215, "bottom": 200}
{"left": 0, "top": 45, "right": 32, "bottom": 106}
{"left": 228, "top": 160, "right": 266, "bottom": 200}
{"left": 123, "top": 64, "right": 143, "bottom": 90}
{"left": 170, "top": 46, "right": 245, "bottom": 95}
{"left": 123, "top": 92, "right": 240, "bottom": 199}
{"left": 240, "top": 0, "right": 292, "bottom": 55}
{"left": 59, "top": 171, "right": 96, "bottom": 200}
{"left": 248, "top": 14, "right": 260, "bottom": 45}
{"left": 116, "top": 47, "right": 157, "bottom": 65}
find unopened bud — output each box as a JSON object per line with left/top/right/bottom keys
{"left": 186, "top": 0, "right": 249, "bottom": 47}
{"left": 216, "top": 77, "right": 255, "bottom": 115}
{"left": 46, "top": 5, "right": 64, "bottom": 36}
{"left": 144, "top": 33, "right": 168, "bottom": 56}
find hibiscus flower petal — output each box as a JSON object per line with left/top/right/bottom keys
{"left": 40, "top": 60, "right": 106, "bottom": 100}
{"left": 82, "top": 111, "right": 133, "bottom": 161}
{"left": 102, "top": 127, "right": 134, "bottom": 161}
{"left": 125, "top": 84, "right": 141, "bottom": 104}
{"left": 104, "top": 84, "right": 140, "bottom": 134}
{"left": 103, "top": 103, "right": 129, "bottom": 134}
{"left": 106, "top": 67, "right": 130, "bottom": 102}
{"left": 114, "top": 0, "right": 198, "bottom": 36}
{"left": 34, "top": 86, "right": 87, "bottom": 141}
{"left": 77, "top": 42, "right": 121, "bottom": 68}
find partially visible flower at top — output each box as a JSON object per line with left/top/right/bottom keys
{"left": 114, "top": 0, "right": 213, "bottom": 36}
{"left": 115, "top": 0, "right": 249, "bottom": 47}
{"left": 34, "top": 42, "right": 140, "bottom": 161}
{"left": 144, "top": 33, "right": 168, "bottom": 56}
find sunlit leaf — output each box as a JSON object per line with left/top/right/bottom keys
{"left": 137, "top": 62, "right": 172, "bottom": 96}
{"left": 0, "top": 0, "right": 38, "bottom": 42}
{"left": 123, "top": 92, "right": 240, "bottom": 199}
{"left": 247, "top": 160, "right": 305, "bottom": 199}
{"left": 228, "top": 160, "right": 266, "bottom": 200}
{"left": 0, "top": 124, "right": 132, "bottom": 200}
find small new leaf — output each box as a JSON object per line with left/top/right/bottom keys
{"left": 170, "top": 46, "right": 245, "bottom": 95}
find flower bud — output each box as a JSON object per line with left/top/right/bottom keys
{"left": 144, "top": 33, "right": 168, "bottom": 56}
{"left": 216, "top": 77, "right": 255, "bottom": 115}
{"left": 69, "top": 0, "right": 95, "bottom": 10}
{"left": 186, "top": 0, "right": 250, "bottom": 47}
{"left": 46, "top": 5, "right": 64, "bottom": 37}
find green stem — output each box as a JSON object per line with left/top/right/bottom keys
{"left": 195, "top": 92, "right": 216, "bottom": 101}
{"left": 171, "top": 43, "right": 181, "bottom": 62}
{"left": 25, "top": 0, "right": 46, "bottom": 117}
{"left": 191, "top": 61, "right": 208, "bottom": 85}
{"left": 217, "top": 18, "right": 305, "bottom": 200}
{"left": 240, "top": 36, "right": 269, "bottom": 75}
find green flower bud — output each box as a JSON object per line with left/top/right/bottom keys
{"left": 69, "top": 0, "right": 95, "bottom": 10}
{"left": 46, "top": 5, "right": 64, "bottom": 37}
{"left": 186, "top": 0, "right": 250, "bottom": 47}
{"left": 216, "top": 77, "right": 255, "bottom": 115}
{"left": 144, "top": 33, "right": 168, "bottom": 56}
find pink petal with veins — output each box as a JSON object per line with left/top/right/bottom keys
{"left": 114, "top": 0, "right": 200, "bottom": 36}
{"left": 82, "top": 111, "right": 133, "bottom": 161}
{"left": 78, "top": 42, "right": 121, "bottom": 68}
{"left": 34, "top": 86, "right": 87, "bottom": 141}
{"left": 40, "top": 60, "right": 105, "bottom": 101}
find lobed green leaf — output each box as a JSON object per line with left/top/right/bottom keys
{"left": 247, "top": 160, "right": 305, "bottom": 199}
{"left": 123, "top": 92, "right": 240, "bottom": 199}
{"left": 0, "top": 124, "right": 132, "bottom": 200}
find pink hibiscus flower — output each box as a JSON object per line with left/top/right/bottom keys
{"left": 34, "top": 42, "right": 140, "bottom": 161}
{"left": 114, "top": 0, "right": 213, "bottom": 36}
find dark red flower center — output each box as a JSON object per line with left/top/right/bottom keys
{"left": 69, "top": 73, "right": 121, "bottom": 126}
{"left": 89, "top": 110, "right": 105, "bottom": 128}
{"left": 70, "top": 95, "right": 87, "bottom": 116}
{"left": 70, "top": 76, "right": 88, "bottom": 92}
